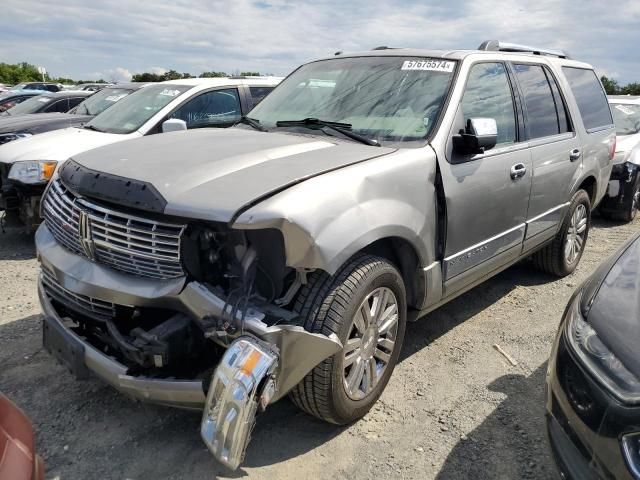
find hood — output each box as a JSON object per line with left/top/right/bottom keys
{"left": 0, "top": 113, "right": 93, "bottom": 135}
{"left": 0, "top": 126, "right": 131, "bottom": 164}
{"left": 68, "top": 127, "right": 394, "bottom": 222}
{"left": 585, "top": 233, "right": 640, "bottom": 380}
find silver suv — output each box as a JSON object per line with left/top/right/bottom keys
{"left": 36, "top": 41, "right": 615, "bottom": 469}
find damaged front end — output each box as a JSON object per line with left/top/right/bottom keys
{"left": 36, "top": 207, "right": 342, "bottom": 469}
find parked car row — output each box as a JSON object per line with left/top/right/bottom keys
{"left": 0, "top": 41, "right": 638, "bottom": 478}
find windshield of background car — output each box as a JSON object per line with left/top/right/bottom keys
{"left": 72, "top": 87, "right": 133, "bottom": 116}
{"left": 249, "top": 56, "right": 457, "bottom": 146}
{"left": 86, "top": 84, "right": 192, "bottom": 134}
{"left": 611, "top": 103, "right": 640, "bottom": 136}
{"left": 4, "top": 94, "right": 53, "bottom": 115}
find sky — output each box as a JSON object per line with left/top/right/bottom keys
{"left": 1, "top": 0, "right": 639, "bottom": 84}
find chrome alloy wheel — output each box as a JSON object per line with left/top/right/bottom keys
{"left": 565, "top": 204, "right": 587, "bottom": 264}
{"left": 343, "top": 287, "right": 399, "bottom": 400}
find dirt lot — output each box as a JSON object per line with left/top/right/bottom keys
{"left": 0, "top": 216, "right": 638, "bottom": 480}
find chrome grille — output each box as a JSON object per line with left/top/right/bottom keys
{"left": 43, "top": 178, "right": 186, "bottom": 279}
{"left": 41, "top": 268, "right": 116, "bottom": 321}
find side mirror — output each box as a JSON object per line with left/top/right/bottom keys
{"left": 162, "top": 118, "right": 187, "bottom": 133}
{"left": 453, "top": 118, "right": 498, "bottom": 155}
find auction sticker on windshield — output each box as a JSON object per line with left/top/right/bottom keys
{"left": 401, "top": 59, "right": 455, "bottom": 72}
{"left": 105, "top": 94, "right": 128, "bottom": 102}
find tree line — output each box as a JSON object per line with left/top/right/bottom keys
{"left": 601, "top": 76, "right": 640, "bottom": 96}
{"left": 131, "top": 70, "right": 263, "bottom": 82}
{"left": 0, "top": 62, "right": 104, "bottom": 85}
{"left": 0, "top": 62, "right": 267, "bottom": 85}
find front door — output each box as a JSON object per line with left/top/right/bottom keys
{"left": 439, "top": 62, "right": 532, "bottom": 294}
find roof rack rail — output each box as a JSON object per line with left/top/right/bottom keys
{"left": 478, "top": 40, "right": 571, "bottom": 59}
{"left": 372, "top": 46, "right": 400, "bottom": 50}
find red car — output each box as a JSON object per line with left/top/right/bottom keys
{"left": 0, "top": 394, "right": 44, "bottom": 480}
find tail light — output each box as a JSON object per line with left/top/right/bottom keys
{"left": 608, "top": 134, "right": 617, "bottom": 161}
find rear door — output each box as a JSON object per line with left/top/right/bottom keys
{"left": 510, "top": 63, "right": 581, "bottom": 252}
{"left": 440, "top": 61, "right": 532, "bottom": 293}
{"left": 561, "top": 67, "right": 616, "bottom": 205}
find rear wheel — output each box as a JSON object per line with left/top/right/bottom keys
{"left": 289, "top": 254, "right": 407, "bottom": 424}
{"left": 533, "top": 189, "right": 590, "bottom": 277}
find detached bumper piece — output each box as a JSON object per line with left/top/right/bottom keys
{"left": 201, "top": 337, "right": 278, "bottom": 470}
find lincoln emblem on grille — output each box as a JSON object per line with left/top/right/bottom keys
{"left": 78, "top": 210, "right": 97, "bottom": 261}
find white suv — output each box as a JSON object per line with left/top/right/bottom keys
{"left": 0, "top": 76, "right": 281, "bottom": 227}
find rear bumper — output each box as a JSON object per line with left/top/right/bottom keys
{"left": 599, "top": 162, "right": 640, "bottom": 213}
{"left": 39, "top": 279, "right": 207, "bottom": 410}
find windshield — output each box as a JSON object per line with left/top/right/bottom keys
{"left": 249, "top": 56, "right": 457, "bottom": 146}
{"left": 86, "top": 84, "right": 192, "bottom": 134}
{"left": 3, "top": 94, "right": 53, "bottom": 115}
{"left": 73, "top": 87, "right": 132, "bottom": 116}
{"left": 611, "top": 103, "right": 640, "bottom": 136}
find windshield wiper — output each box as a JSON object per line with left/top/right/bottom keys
{"left": 237, "top": 116, "right": 267, "bottom": 132}
{"left": 275, "top": 118, "right": 380, "bottom": 147}
{"left": 83, "top": 124, "right": 104, "bottom": 132}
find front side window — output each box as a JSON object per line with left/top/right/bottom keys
{"left": 86, "top": 84, "right": 192, "bottom": 134}
{"left": 513, "top": 64, "right": 561, "bottom": 139}
{"left": 72, "top": 88, "right": 133, "bottom": 116}
{"left": 461, "top": 62, "right": 516, "bottom": 146}
{"left": 611, "top": 103, "right": 640, "bottom": 136}
{"left": 249, "top": 56, "right": 457, "bottom": 147}
{"left": 562, "top": 67, "right": 613, "bottom": 132}
{"left": 170, "top": 89, "right": 241, "bottom": 128}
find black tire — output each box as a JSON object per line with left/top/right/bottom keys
{"left": 289, "top": 254, "right": 407, "bottom": 425}
{"left": 533, "top": 189, "right": 591, "bottom": 277}
{"left": 617, "top": 183, "right": 639, "bottom": 223}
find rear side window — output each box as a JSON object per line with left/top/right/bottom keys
{"left": 249, "top": 86, "right": 274, "bottom": 105}
{"left": 562, "top": 67, "right": 613, "bottom": 132}
{"left": 513, "top": 64, "right": 563, "bottom": 139}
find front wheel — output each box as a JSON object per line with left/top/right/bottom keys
{"left": 289, "top": 254, "right": 407, "bottom": 424}
{"left": 533, "top": 189, "right": 591, "bottom": 277}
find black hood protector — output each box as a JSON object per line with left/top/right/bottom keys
{"left": 59, "top": 160, "right": 167, "bottom": 213}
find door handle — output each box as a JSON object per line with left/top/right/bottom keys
{"left": 510, "top": 163, "right": 527, "bottom": 180}
{"left": 570, "top": 148, "right": 582, "bottom": 162}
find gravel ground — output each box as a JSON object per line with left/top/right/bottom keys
{"left": 0, "top": 216, "right": 638, "bottom": 480}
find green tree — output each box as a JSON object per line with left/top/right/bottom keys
{"left": 199, "top": 71, "right": 228, "bottom": 78}
{"left": 131, "top": 72, "right": 164, "bottom": 82}
{"left": 601, "top": 75, "right": 620, "bottom": 95}
{"left": 621, "top": 83, "right": 640, "bottom": 95}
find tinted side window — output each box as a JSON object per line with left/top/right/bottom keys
{"left": 170, "top": 89, "right": 241, "bottom": 128}
{"left": 546, "top": 71, "right": 571, "bottom": 134}
{"left": 461, "top": 63, "right": 516, "bottom": 146}
{"left": 562, "top": 67, "right": 613, "bottom": 132}
{"left": 45, "top": 99, "right": 70, "bottom": 113}
{"left": 249, "top": 86, "right": 274, "bottom": 105}
{"left": 513, "top": 64, "right": 559, "bottom": 139}
{"left": 67, "top": 97, "right": 85, "bottom": 110}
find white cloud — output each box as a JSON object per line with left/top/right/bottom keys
{"left": 0, "top": 0, "right": 638, "bottom": 82}
{"left": 93, "top": 67, "right": 132, "bottom": 83}
{"left": 149, "top": 66, "right": 168, "bottom": 76}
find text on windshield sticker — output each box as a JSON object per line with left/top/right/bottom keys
{"left": 159, "top": 89, "right": 182, "bottom": 97}
{"left": 105, "top": 94, "right": 127, "bottom": 102}
{"left": 401, "top": 60, "right": 455, "bottom": 72}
